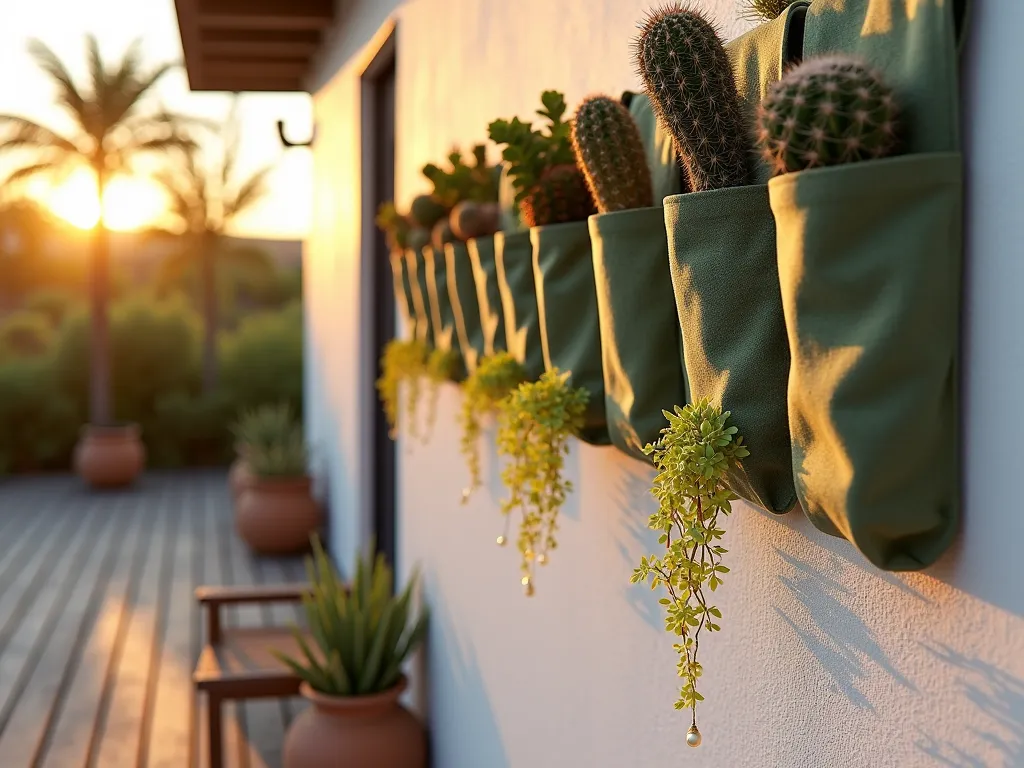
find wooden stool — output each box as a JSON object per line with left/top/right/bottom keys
{"left": 193, "top": 584, "right": 312, "bottom": 768}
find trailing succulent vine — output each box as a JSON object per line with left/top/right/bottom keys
{"left": 459, "top": 353, "right": 527, "bottom": 503}
{"left": 757, "top": 54, "right": 900, "bottom": 174}
{"left": 376, "top": 339, "right": 428, "bottom": 440}
{"left": 423, "top": 347, "right": 464, "bottom": 442}
{"left": 488, "top": 91, "right": 597, "bottom": 227}
{"left": 632, "top": 399, "right": 749, "bottom": 747}
{"left": 635, "top": 3, "right": 750, "bottom": 192}
{"left": 570, "top": 95, "right": 654, "bottom": 213}
{"left": 496, "top": 369, "right": 588, "bottom": 596}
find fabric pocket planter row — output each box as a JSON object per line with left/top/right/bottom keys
{"left": 423, "top": 245, "right": 466, "bottom": 382}
{"left": 404, "top": 248, "right": 434, "bottom": 348}
{"left": 390, "top": 250, "right": 418, "bottom": 340}
{"left": 590, "top": 206, "right": 688, "bottom": 462}
{"left": 468, "top": 236, "right": 507, "bottom": 358}
{"left": 665, "top": 185, "right": 796, "bottom": 516}
{"left": 771, "top": 152, "right": 963, "bottom": 571}
{"left": 531, "top": 221, "right": 610, "bottom": 446}
{"left": 495, "top": 231, "right": 545, "bottom": 381}
{"left": 445, "top": 240, "right": 485, "bottom": 375}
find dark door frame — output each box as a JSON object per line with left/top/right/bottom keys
{"left": 359, "top": 24, "right": 398, "bottom": 570}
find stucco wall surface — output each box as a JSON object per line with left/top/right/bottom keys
{"left": 305, "top": 0, "right": 1024, "bottom": 766}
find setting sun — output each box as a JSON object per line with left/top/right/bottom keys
{"left": 38, "top": 167, "right": 167, "bottom": 232}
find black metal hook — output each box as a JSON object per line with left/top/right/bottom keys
{"left": 277, "top": 119, "right": 315, "bottom": 148}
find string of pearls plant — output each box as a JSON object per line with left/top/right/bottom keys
{"left": 423, "top": 347, "right": 463, "bottom": 443}
{"left": 632, "top": 399, "right": 749, "bottom": 748}
{"left": 376, "top": 339, "right": 429, "bottom": 440}
{"left": 458, "top": 352, "right": 527, "bottom": 503}
{"left": 496, "top": 369, "right": 587, "bottom": 596}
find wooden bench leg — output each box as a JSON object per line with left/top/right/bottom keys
{"left": 208, "top": 693, "right": 224, "bottom": 768}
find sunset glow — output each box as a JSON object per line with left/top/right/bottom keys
{"left": 41, "top": 168, "right": 167, "bottom": 231}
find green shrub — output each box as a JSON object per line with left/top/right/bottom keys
{"left": 0, "top": 310, "right": 55, "bottom": 362}
{"left": 22, "top": 289, "right": 83, "bottom": 328}
{"left": 220, "top": 301, "right": 303, "bottom": 413}
{"left": 150, "top": 389, "right": 236, "bottom": 467}
{"left": 0, "top": 357, "right": 80, "bottom": 473}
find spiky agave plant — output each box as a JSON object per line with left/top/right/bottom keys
{"left": 272, "top": 535, "right": 429, "bottom": 697}
{"left": 757, "top": 54, "right": 900, "bottom": 174}
{"left": 634, "top": 3, "right": 750, "bottom": 192}
{"left": 570, "top": 95, "right": 654, "bottom": 213}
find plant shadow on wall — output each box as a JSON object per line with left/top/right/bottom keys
{"left": 915, "top": 643, "right": 1024, "bottom": 768}
{"left": 773, "top": 548, "right": 919, "bottom": 711}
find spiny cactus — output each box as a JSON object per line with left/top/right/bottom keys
{"left": 519, "top": 164, "right": 597, "bottom": 228}
{"left": 407, "top": 227, "right": 431, "bottom": 252}
{"left": 742, "top": 0, "right": 798, "bottom": 22}
{"left": 635, "top": 3, "right": 750, "bottom": 192}
{"left": 757, "top": 54, "right": 900, "bottom": 175}
{"left": 571, "top": 95, "right": 654, "bottom": 213}
{"left": 450, "top": 201, "right": 500, "bottom": 241}
{"left": 410, "top": 194, "right": 448, "bottom": 229}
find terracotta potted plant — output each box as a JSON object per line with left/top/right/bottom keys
{"left": 274, "top": 536, "right": 429, "bottom": 768}
{"left": 73, "top": 422, "right": 146, "bottom": 489}
{"left": 235, "top": 407, "right": 321, "bottom": 555}
{"left": 229, "top": 403, "right": 296, "bottom": 500}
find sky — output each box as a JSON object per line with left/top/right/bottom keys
{"left": 0, "top": 0, "right": 315, "bottom": 241}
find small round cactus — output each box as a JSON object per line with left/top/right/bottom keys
{"left": 757, "top": 54, "right": 900, "bottom": 175}
{"left": 519, "top": 164, "right": 597, "bottom": 228}
{"left": 410, "top": 194, "right": 448, "bottom": 229}
{"left": 634, "top": 3, "right": 750, "bottom": 192}
{"left": 570, "top": 95, "right": 654, "bottom": 214}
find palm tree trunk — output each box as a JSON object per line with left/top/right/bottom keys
{"left": 200, "top": 231, "right": 219, "bottom": 393}
{"left": 89, "top": 171, "right": 113, "bottom": 425}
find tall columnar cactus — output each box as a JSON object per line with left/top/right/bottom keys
{"left": 519, "top": 164, "right": 596, "bottom": 228}
{"left": 634, "top": 3, "right": 750, "bottom": 192}
{"left": 757, "top": 55, "right": 900, "bottom": 175}
{"left": 570, "top": 95, "right": 654, "bottom": 213}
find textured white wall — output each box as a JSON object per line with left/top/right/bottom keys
{"left": 306, "top": 0, "right": 1024, "bottom": 765}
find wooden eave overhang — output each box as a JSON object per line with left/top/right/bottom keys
{"left": 173, "top": 0, "right": 335, "bottom": 92}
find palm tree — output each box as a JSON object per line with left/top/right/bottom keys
{"left": 0, "top": 35, "right": 194, "bottom": 426}
{"left": 151, "top": 98, "right": 273, "bottom": 392}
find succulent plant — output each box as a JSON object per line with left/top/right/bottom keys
{"left": 231, "top": 402, "right": 297, "bottom": 454}
{"left": 757, "top": 54, "right": 900, "bottom": 175}
{"left": 407, "top": 227, "right": 431, "bottom": 253}
{"left": 570, "top": 95, "right": 654, "bottom": 213}
{"left": 242, "top": 412, "right": 308, "bottom": 479}
{"left": 742, "top": 0, "right": 799, "bottom": 22}
{"left": 409, "top": 194, "right": 448, "bottom": 230}
{"left": 635, "top": 3, "right": 750, "bottom": 192}
{"left": 431, "top": 218, "right": 457, "bottom": 250}
{"left": 449, "top": 200, "right": 500, "bottom": 241}
{"left": 375, "top": 202, "right": 411, "bottom": 251}
{"left": 488, "top": 90, "right": 596, "bottom": 227}
{"left": 272, "top": 535, "right": 429, "bottom": 697}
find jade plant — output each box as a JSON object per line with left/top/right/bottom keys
{"left": 273, "top": 535, "right": 429, "bottom": 697}
{"left": 377, "top": 338, "right": 428, "bottom": 440}
{"left": 570, "top": 94, "right": 654, "bottom": 213}
{"left": 458, "top": 352, "right": 527, "bottom": 502}
{"left": 496, "top": 369, "right": 588, "bottom": 595}
{"left": 631, "top": 399, "right": 749, "bottom": 747}
{"left": 423, "top": 347, "right": 463, "bottom": 441}
{"left": 635, "top": 3, "right": 750, "bottom": 192}
{"left": 488, "top": 90, "right": 597, "bottom": 227}
{"left": 757, "top": 54, "right": 900, "bottom": 174}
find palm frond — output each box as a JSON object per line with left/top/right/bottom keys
{"left": 220, "top": 95, "right": 243, "bottom": 189}
{"left": 0, "top": 159, "right": 64, "bottom": 188}
{"left": 151, "top": 166, "right": 201, "bottom": 231}
{"left": 25, "top": 39, "right": 87, "bottom": 128}
{"left": 222, "top": 165, "right": 273, "bottom": 222}
{"left": 0, "top": 115, "right": 81, "bottom": 156}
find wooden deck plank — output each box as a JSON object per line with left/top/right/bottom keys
{"left": 0, "top": 492, "right": 122, "bottom": 765}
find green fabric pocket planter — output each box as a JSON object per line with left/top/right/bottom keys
{"left": 423, "top": 246, "right": 466, "bottom": 381}
{"left": 590, "top": 206, "right": 688, "bottom": 462}
{"left": 445, "top": 241, "right": 484, "bottom": 374}
{"left": 771, "top": 152, "right": 963, "bottom": 571}
{"left": 665, "top": 185, "right": 796, "bottom": 515}
{"left": 390, "top": 250, "right": 417, "bottom": 340}
{"left": 495, "top": 231, "right": 544, "bottom": 381}
{"left": 468, "top": 236, "right": 507, "bottom": 358}
{"left": 405, "top": 248, "right": 433, "bottom": 347}
{"left": 531, "top": 221, "right": 610, "bottom": 446}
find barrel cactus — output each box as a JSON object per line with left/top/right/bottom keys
{"left": 757, "top": 55, "right": 899, "bottom": 175}
{"left": 518, "top": 164, "right": 596, "bottom": 228}
{"left": 634, "top": 3, "right": 750, "bottom": 192}
{"left": 570, "top": 95, "right": 654, "bottom": 213}
{"left": 410, "top": 193, "right": 448, "bottom": 230}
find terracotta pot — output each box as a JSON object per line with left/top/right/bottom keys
{"left": 236, "top": 475, "right": 321, "bottom": 555}
{"left": 284, "top": 677, "right": 427, "bottom": 768}
{"left": 73, "top": 423, "right": 146, "bottom": 489}
{"left": 228, "top": 455, "right": 254, "bottom": 499}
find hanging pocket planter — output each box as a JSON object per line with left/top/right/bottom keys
{"left": 771, "top": 153, "right": 963, "bottom": 570}
{"left": 423, "top": 246, "right": 466, "bottom": 382}
{"left": 390, "top": 250, "right": 418, "bottom": 340}
{"left": 531, "top": 221, "right": 609, "bottom": 446}
{"left": 405, "top": 248, "right": 433, "bottom": 348}
{"left": 495, "top": 231, "right": 545, "bottom": 381}
{"left": 445, "top": 241, "right": 485, "bottom": 375}
{"left": 665, "top": 186, "right": 796, "bottom": 515}
{"left": 468, "top": 236, "right": 507, "bottom": 358}
{"left": 590, "top": 207, "right": 686, "bottom": 461}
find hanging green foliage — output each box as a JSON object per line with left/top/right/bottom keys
{"left": 423, "top": 347, "right": 463, "bottom": 442}
{"left": 376, "top": 339, "right": 428, "bottom": 440}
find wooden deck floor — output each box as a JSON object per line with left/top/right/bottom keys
{"left": 0, "top": 470, "right": 309, "bottom": 768}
